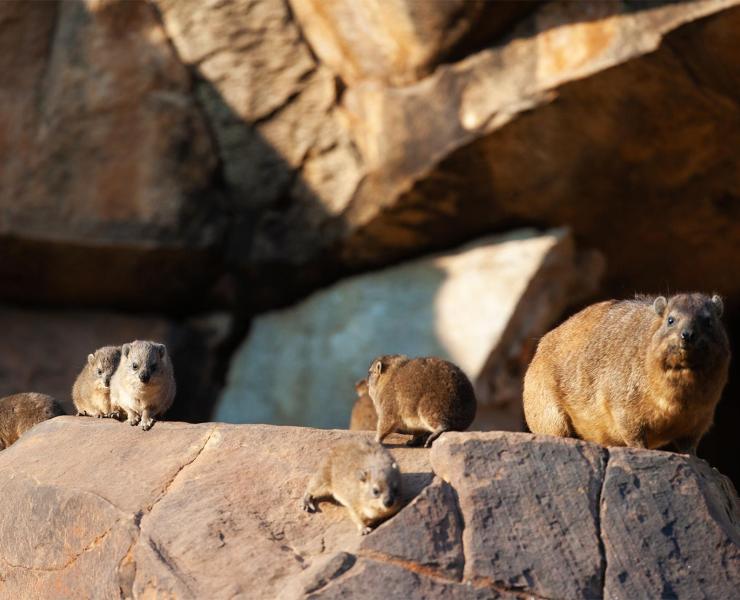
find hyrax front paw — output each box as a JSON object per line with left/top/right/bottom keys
{"left": 302, "top": 494, "right": 317, "bottom": 513}
{"left": 360, "top": 525, "right": 373, "bottom": 536}
{"left": 127, "top": 415, "right": 141, "bottom": 426}
{"left": 141, "top": 417, "right": 155, "bottom": 431}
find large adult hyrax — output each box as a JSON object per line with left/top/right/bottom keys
{"left": 367, "top": 355, "right": 477, "bottom": 447}
{"left": 523, "top": 293, "right": 730, "bottom": 453}
{"left": 349, "top": 378, "right": 378, "bottom": 431}
{"left": 110, "top": 340, "right": 175, "bottom": 431}
{"left": 0, "top": 393, "right": 64, "bottom": 449}
{"left": 72, "top": 345, "right": 121, "bottom": 418}
{"left": 302, "top": 438, "right": 402, "bottom": 534}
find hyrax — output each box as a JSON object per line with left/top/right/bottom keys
{"left": 523, "top": 293, "right": 730, "bottom": 453}
{"left": 367, "top": 355, "right": 477, "bottom": 448}
{"left": 0, "top": 393, "right": 64, "bottom": 450}
{"left": 302, "top": 438, "right": 402, "bottom": 534}
{"left": 72, "top": 345, "right": 121, "bottom": 418}
{"left": 110, "top": 340, "right": 175, "bottom": 431}
{"left": 349, "top": 379, "right": 378, "bottom": 431}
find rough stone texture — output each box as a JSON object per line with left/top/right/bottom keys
{"left": 289, "top": 0, "right": 536, "bottom": 86}
{"left": 431, "top": 432, "right": 607, "bottom": 599}
{"left": 602, "top": 448, "right": 740, "bottom": 600}
{"left": 0, "top": 306, "right": 229, "bottom": 422}
{"left": 215, "top": 228, "right": 602, "bottom": 430}
{"left": 0, "top": 0, "right": 223, "bottom": 309}
{"left": 2, "top": 421, "right": 735, "bottom": 599}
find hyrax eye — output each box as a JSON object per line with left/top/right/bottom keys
{"left": 132, "top": 363, "right": 139, "bottom": 371}
{"left": 667, "top": 316, "right": 675, "bottom": 325}
{"left": 372, "top": 486, "right": 380, "bottom": 497}
{"left": 97, "top": 369, "right": 103, "bottom": 376}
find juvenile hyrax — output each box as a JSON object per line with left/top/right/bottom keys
{"left": 367, "top": 355, "right": 477, "bottom": 448}
{"left": 349, "top": 379, "right": 378, "bottom": 431}
{"left": 72, "top": 345, "right": 121, "bottom": 418}
{"left": 0, "top": 393, "right": 64, "bottom": 450}
{"left": 110, "top": 340, "right": 175, "bottom": 431}
{"left": 302, "top": 438, "right": 402, "bottom": 534}
{"left": 523, "top": 293, "right": 730, "bottom": 453}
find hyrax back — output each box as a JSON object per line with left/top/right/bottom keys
{"left": 302, "top": 438, "right": 402, "bottom": 534}
{"left": 349, "top": 379, "right": 378, "bottom": 431}
{"left": 523, "top": 293, "right": 730, "bottom": 453}
{"left": 110, "top": 340, "right": 175, "bottom": 431}
{"left": 0, "top": 393, "right": 64, "bottom": 449}
{"left": 367, "top": 355, "right": 477, "bottom": 448}
{"left": 72, "top": 345, "right": 121, "bottom": 418}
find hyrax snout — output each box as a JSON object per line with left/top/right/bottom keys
{"left": 523, "top": 293, "right": 730, "bottom": 453}
{"left": 302, "top": 438, "right": 402, "bottom": 534}
{"left": 110, "top": 340, "right": 175, "bottom": 431}
{"left": 367, "top": 355, "right": 477, "bottom": 448}
{"left": 0, "top": 393, "right": 64, "bottom": 449}
{"left": 72, "top": 345, "right": 121, "bottom": 418}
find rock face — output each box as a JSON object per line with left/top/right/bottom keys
{"left": 0, "top": 422, "right": 736, "bottom": 599}
{"left": 215, "top": 228, "right": 602, "bottom": 430}
{"left": 0, "top": 0, "right": 223, "bottom": 309}
{"left": 0, "top": 306, "right": 229, "bottom": 422}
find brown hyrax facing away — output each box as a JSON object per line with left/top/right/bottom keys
{"left": 349, "top": 379, "right": 378, "bottom": 431}
{"left": 72, "top": 345, "right": 121, "bottom": 418}
{"left": 0, "top": 393, "right": 64, "bottom": 449}
{"left": 523, "top": 293, "right": 730, "bottom": 454}
{"left": 110, "top": 340, "right": 175, "bottom": 431}
{"left": 367, "top": 355, "right": 477, "bottom": 448}
{"left": 302, "top": 438, "right": 402, "bottom": 534}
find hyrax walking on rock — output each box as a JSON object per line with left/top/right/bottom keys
{"left": 110, "top": 340, "right": 175, "bottom": 431}
{"left": 302, "top": 438, "right": 402, "bottom": 534}
{"left": 523, "top": 293, "right": 730, "bottom": 453}
{"left": 72, "top": 345, "right": 121, "bottom": 418}
{"left": 367, "top": 355, "right": 477, "bottom": 448}
{"left": 349, "top": 379, "right": 378, "bottom": 431}
{"left": 0, "top": 393, "right": 64, "bottom": 449}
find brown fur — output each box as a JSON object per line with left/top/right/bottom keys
{"left": 110, "top": 340, "right": 175, "bottom": 431}
{"left": 349, "top": 379, "right": 378, "bottom": 431}
{"left": 367, "top": 355, "right": 477, "bottom": 448}
{"left": 0, "top": 393, "right": 64, "bottom": 449}
{"left": 301, "top": 438, "right": 402, "bottom": 534}
{"left": 523, "top": 293, "right": 730, "bottom": 453}
{"left": 72, "top": 346, "right": 121, "bottom": 418}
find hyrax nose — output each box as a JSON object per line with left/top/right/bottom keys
{"left": 139, "top": 371, "right": 151, "bottom": 383}
{"left": 681, "top": 329, "right": 694, "bottom": 343}
{"left": 383, "top": 495, "right": 394, "bottom": 508}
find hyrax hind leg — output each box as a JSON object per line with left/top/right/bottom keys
{"left": 523, "top": 376, "right": 573, "bottom": 438}
{"left": 302, "top": 472, "right": 331, "bottom": 513}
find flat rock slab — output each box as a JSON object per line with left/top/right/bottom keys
{"left": 0, "top": 420, "right": 737, "bottom": 599}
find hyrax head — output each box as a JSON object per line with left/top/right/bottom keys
{"left": 367, "top": 355, "right": 407, "bottom": 399}
{"left": 354, "top": 378, "right": 368, "bottom": 397}
{"left": 87, "top": 346, "right": 121, "bottom": 389}
{"left": 120, "top": 340, "right": 168, "bottom": 386}
{"left": 356, "top": 450, "right": 402, "bottom": 521}
{"left": 651, "top": 293, "right": 729, "bottom": 369}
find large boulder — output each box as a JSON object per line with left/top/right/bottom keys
{"left": 0, "top": 421, "right": 736, "bottom": 598}
{"left": 215, "top": 228, "right": 603, "bottom": 430}
{"left": 0, "top": 0, "right": 223, "bottom": 309}
{"left": 0, "top": 306, "right": 229, "bottom": 422}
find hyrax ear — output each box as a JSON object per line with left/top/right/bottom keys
{"left": 122, "top": 344, "right": 130, "bottom": 358}
{"left": 357, "top": 469, "right": 367, "bottom": 482}
{"left": 156, "top": 343, "right": 166, "bottom": 358}
{"left": 87, "top": 353, "right": 95, "bottom": 366}
{"left": 711, "top": 294, "right": 724, "bottom": 317}
{"left": 653, "top": 296, "right": 667, "bottom": 316}
{"left": 373, "top": 360, "right": 383, "bottom": 376}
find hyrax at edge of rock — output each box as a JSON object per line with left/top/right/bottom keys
{"left": 367, "top": 355, "right": 477, "bottom": 448}
{"left": 302, "top": 438, "right": 402, "bottom": 534}
{"left": 0, "top": 393, "right": 64, "bottom": 450}
{"left": 523, "top": 293, "right": 730, "bottom": 453}
{"left": 110, "top": 340, "right": 175, "bottom": 431}
{"left": 72, "top": 345, "right": 121, "bottom": 418}
{"left": 349, "top": 378, "right": 378, "bottom": 431}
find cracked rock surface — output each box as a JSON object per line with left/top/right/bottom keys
{"left": 0, "top": 421, "right": 737, "bottom": 599}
